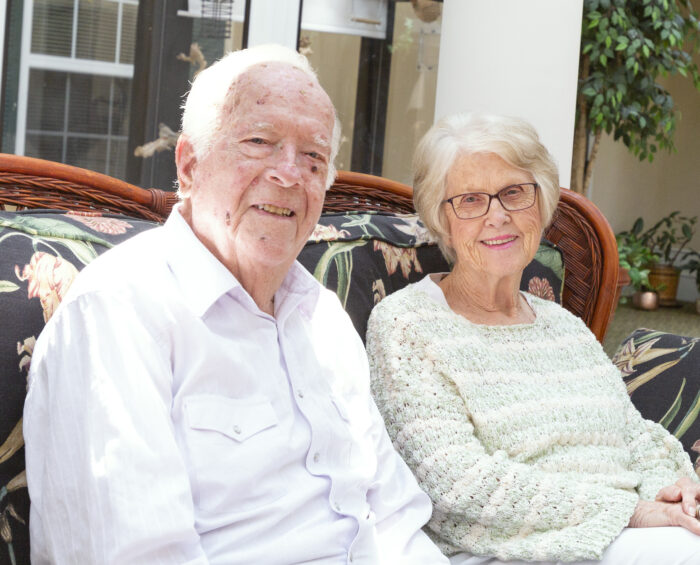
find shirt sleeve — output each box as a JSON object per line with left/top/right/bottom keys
{"left": 24, "top": 291, "right": 209, "bottom": 565}
{"left": 366, "top": 298, "right": 639, "bottom": 563}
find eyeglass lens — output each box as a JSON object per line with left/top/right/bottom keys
{"left": 451, "top": 184, "right": 536, "bottom": 219}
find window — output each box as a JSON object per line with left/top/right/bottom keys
{"left": 15, "top": 0, "right": 137, "bottom": 177}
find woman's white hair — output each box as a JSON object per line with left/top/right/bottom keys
{"left": 181, "top": 44, "right": 341, "bottom": 187}
{"left": 413, "top": 113, "right": 560, "bottom": 263}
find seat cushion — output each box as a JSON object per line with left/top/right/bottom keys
{"left": 298, "top": 211, "right": 564, "bottom": 340}
{"left": 612, "top": 328, "right": 700, "bottom": 469}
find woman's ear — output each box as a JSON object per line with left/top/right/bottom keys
{"left": 175, "top": 135, "right": 197, "bottom": 198}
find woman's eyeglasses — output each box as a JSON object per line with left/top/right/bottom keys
{"left": 443, "top": 183, "right": 538, "bottom": 220}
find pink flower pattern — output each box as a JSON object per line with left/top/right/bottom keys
{"left": 527, "top": 277, "right": 555, "bottom": 301}
{"left": 373, "top": 240, "right": 423, "bottom": 278}
{"left": 308, "top": 223, "right": 351, "bottom": 243}
{"left": 15, "top": 252, "right": 78, "bottom": 322}
{"left": 67, "top": 211, "right": 132, "bottom": 234}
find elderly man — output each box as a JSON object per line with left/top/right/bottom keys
{"left": 23, "top": 45, "right": 447, "bottom": 565}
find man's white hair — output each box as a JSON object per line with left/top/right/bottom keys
{"left": 181, "top": 44, "right": 341, "bottom": 187}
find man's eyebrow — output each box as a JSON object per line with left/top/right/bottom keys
{"left": 312, "top": 134, "right": 330, "bottom": 148}
{"left": 249, "top": 122, "right": 274, "bottom": 131}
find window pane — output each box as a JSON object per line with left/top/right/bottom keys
{"left": 108, "top": 139, "right": 128, "bottom": 179}
{"left": 112, "top": 78, "right": 132, "bottom": 136}
{"left": 66, "top": 137, "right": 108, "bottom": 173}
{"left": 68, "top": 74, "right": 112, "bottom": 134}
{"left": 31, "top": 0, "right": 74, "bottom": 57}
{"left": 76, "top": 0, "right": 118, "bottom": 62}
{"left": 25, "top": 133, "right": 63, "bottom": 163}
{"left": 119, "top": 3, "right": 138, "bottom": 64}
{"left": 27, "top": 70, "right": 67, "bottom": 132}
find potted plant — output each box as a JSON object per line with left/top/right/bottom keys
{"left": 636, "top": 212, "right": 697, "bottom": 306}
{"left": 616, "top": 226, "right": 662, "bottom": 310}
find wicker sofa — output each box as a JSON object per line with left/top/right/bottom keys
{"left": 0, "top": 154, "right": 698, "bottom": 564}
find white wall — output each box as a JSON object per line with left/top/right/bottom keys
{"left": 435, "top": 0, "right": 583, "bottom": 188}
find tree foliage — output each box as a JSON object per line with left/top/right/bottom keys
{"left": 571, "top": 0, "right": 700, "bottom": 193}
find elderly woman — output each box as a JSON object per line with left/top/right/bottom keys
{"left": 366, "top": 113, "right": 700, "bottom": 565}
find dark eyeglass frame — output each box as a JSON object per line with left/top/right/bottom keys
{"left": 443, "top": 183, "right": 539, "bottom": 220}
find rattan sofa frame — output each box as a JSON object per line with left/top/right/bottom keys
{"left": 0, "top": 153, "right": 619, "bottom": 342}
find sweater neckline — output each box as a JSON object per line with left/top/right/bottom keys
{"left": 415, "top": 273, "right": 541, "bottom": 330}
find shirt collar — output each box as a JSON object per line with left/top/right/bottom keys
{"left": 164, "top": 205, "right": 321, "bottom": 319}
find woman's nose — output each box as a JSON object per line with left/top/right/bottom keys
{"left": 484, "top": 196, "right": 511, "bottom": 226}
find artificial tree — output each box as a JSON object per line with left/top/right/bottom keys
{"left": 571, "top": 0, "right": 700, "bottom": 194}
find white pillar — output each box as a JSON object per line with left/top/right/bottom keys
{"left": 435, "top": 0, "right": 583, "bottom": 188}
{"left": 246, "top": 0, "right": 302, "bottom": 49}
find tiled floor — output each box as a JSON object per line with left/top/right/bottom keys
{"left": 603, "top": 300, "right": 700, "bottom": 357}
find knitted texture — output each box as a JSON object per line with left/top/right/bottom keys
{"left": 366, "top": 278, "right": 698, "bottom": 562}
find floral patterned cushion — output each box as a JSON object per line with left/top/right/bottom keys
{"left": 298, "top": 212, "right": 565, "bottom": 340}
{"left": 0, "top": 209, "right": 160, "bottom": 564}
{"left": 613, "top": 328, "right": 700, "bottom": 471}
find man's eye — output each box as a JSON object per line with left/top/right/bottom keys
{"left": 248, "top": 138, "right": 266, "bottom": 145}
{"left": 307, "top": 151, "right": 321, "bottom": 160}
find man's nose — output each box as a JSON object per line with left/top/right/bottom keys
{"left": 266, "top": 145, "right": 302, "bottom": 187}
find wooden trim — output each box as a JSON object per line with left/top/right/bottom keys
{"left": 0, "top": 153, "right": 177, "bottom": 219}
{"left": 335, "top": 170, "right": 413, "bottom": 200}
{"left": 559, "top": 188, "right": 619, "bottom": 342}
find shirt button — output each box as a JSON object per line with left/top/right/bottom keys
{"left": 313, "top": 452, "right": 320, "bottom": 463}
{"left": 348, "top": 552, "right": 353, "bottom": 563}
{"left": 233, "top": 425, "right": 242, "bottom": 435}
{"left": 297, "top": 390, "right": 304, "bottom": 399}
{"left": 333, "top": 501, "right": 341, "bottom": 512}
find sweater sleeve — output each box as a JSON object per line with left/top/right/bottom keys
{"left": 366, "top": 292, "right": 639, "bottom": 563}
{"left": 619, "top": 390, "right": 699, "bottom": 500}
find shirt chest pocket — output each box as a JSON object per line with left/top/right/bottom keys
{"left": 183, "top": 394, "right": 281, "bottom": 514}
{"left": 185, "top": 394, "right": 278, "bottom": 442}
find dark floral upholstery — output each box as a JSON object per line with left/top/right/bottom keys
{"left": 613, "top": 328, "right": 700, "bottom": 472}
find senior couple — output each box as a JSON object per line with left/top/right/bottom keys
{"left": 24, "top": 45, "right": 700, "bottom": 564}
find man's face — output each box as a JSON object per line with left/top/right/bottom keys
{"left": 177, "top": 62, "right": 335, "bottom": 280}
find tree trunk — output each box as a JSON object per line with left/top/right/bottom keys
{"left": 570, "top": 55, "right": 589, "bottom": 194}
{"left": 582, "top": 129, "right": 602, "bottom": 193}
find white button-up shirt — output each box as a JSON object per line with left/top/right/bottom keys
{"left": 24, "top": 208, "right": 447, "bottom": 565}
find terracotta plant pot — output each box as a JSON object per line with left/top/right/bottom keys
{"left": 648, "top": 265, "right": 680, "bottom": 306}
{"left": 615, "top": 267, "right": 631, "bottom": 306}
{"left": 632, "top": 291, "right": 659, "bottom": 311}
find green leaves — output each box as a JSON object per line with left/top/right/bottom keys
{"left": 579, "top": 0, "right": 700, "bottom": 165}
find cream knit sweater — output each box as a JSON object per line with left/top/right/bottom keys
{"left": 366, "top": 275, "right": 698, "bottom": 562}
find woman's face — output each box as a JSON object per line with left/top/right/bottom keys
{"left": 443, "top": 152, "right": 543, "bottom": 282}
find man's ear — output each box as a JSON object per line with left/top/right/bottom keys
{"left": 176, "top": 135, "right": 197, "bottom": 198}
